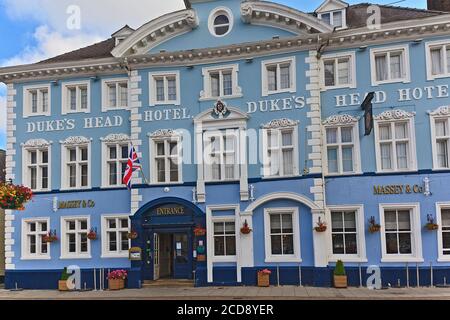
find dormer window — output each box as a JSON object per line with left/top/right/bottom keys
{"left": 318, "top": 10, "right": 345, "bottom": 29}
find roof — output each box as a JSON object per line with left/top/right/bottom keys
{"left": 36, "top": 2, "right": 446, "bottom": 65}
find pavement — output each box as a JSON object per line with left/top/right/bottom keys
{"left": 1, "top": 286, "right": 450, "bottom": 300}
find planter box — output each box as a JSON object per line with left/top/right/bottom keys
{"left": 257, "top": 273, "right": 270, "bottom": 287}
{"left": 58, "top": 280, "right": 69, "bottom": 291}
{"left": 334, "top": 275, "right": 348, "bottom": 288}
{"left": 109, "top": 279, "right": 125, "bottom": 290}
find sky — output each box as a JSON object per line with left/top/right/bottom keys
{"left": 0, "top": 0, "right": 427, "bottom": 150}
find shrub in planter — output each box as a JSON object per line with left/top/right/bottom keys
{"left": 333, "top": 260, "right": 348, "bottom": 289}
{"left": 58, "top": 268, "right": 70, "bottom": 291}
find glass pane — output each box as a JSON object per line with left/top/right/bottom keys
{"left": 395, "top": 123, "right": 408, "bottom": 139}
{"left": 327, "top": 128, "right": 338, "bottom": 144}
{"left": 81, "top": 148, "right": 88, "bottom": 161}
{"left": 431, "top": 48, "right": 443, "bottom": 75}
{"left": 281, "top": 214, "right": 293, "bottom": 233}
{"left": 436, "top": 120, "right": 448, "bottom": 137}
{"left": 108, "top": 219, "right": 117, "bottom": 229}
{"left": 345, "top": 234, "right": 358, "bottom": 254}
{"left": 108, "top": 84, "right": 117, "bottom": 107}
{"left": 156, "top": 142, "right": 165, "bottom": 156}
{"left": 215, "top": 26, "right": 229, "bottom": 36}
{"left": 390, "top": 53, "right": 402, "bottom": 79}
{"left": 342, "top": 146, "right": 354, "bottom": 172}
{"left": 282, "top": 131, "right": 293, "bottom": 146}
{"left": 327, "top": 148, "right": 338, "bottom": 173}
{"left": 30, "top": 167, "right": 37, "bottom": 190}
{"left": 121, "top": 232, "right": 129, "bottom": 251}
{"left": 333, "top": 10, "right": 343, "bottom": 28}
{"left": 437, "top": 140, "right": 449, "bottom": 168}
{"left": 31, "top": 91, "right": 38, "bottom": 113}
{"left": 121, "top": 145, "right": 129, "bottom": 159}
{"left": 380, "top": 143, "right": 392, "bottom": 170}
{"left": 80, "top": 87, "right": 88, "bottom": 109}
{"left": 214, "top": 236, "right": 225, "bottom": 256}
{"left": 156, "top": 79, "right": 165, "bottom": 101}
{"left": 156, "top": 158, "right": 165, "bottom": 183}
{"left": 69, "top": 149, "right": 77, "bottom": 162}
{"left": 40, "top": 222, "right": 48, "bottom": 232}
{"left": 68, "top": 221, "right": 76, "bottom": 230}
{"left": 396, "top": 142, "right": 408, "bottom": 169}
{"left": 80, "top": 233, "right": 88, "bottom": 252}
{"left": 280, "top": 65, "right": 290, "bottom": 90}
{"left": 69, "top": 164, "right": 76, "bottom": 187}
{"left": 271, "top": 236, "right": 282, "bottom": 255}
{"left": 68, "top": 234, "right": 76, "bottom": 253}
{"left": 379, "top": 125, "right": 391, "bottom": 140}
{"left": 398, "top": 211, "right": 411, "bottom": 231}
{"left": 170, "top": 142, "right": 178, "bottom": 156}
{"left": 119, "top": 83, "right": 128, "bottom": 106}
{"left": 29, "top": 235, "right": 36, "bottom": 254}
{"left": 214, "top": 222, "right": 225, "bottom": 235}
{"left": 225, "top": 236, "right": 236, "bottom": 256}
{"left": 386, "top": 233, "right": 399, "bottom": 254}
{"left": 109, "top": 232, "right": 117, "bottom": 251}
{"left": 109, "top": 163, "right": 117, "bottom": 185}
{"left": 170, "top": 158, "right": 179, "bottom": 182}
{"left": 443, "top": 232, "right": 450, "bottom": 250}
{"left": 337, "top": 58, "right": 349, "bottom": 84}
{"left": 341, "top": 127, "right": 353, "bottom": 143}
{"left": 321, "top": 13, "right": 331, "bottom": 25}
{"left": 81, "top": 165, "right": 88, "bottom": 187}
{"left": 332, "top": 212, "right": 344, "bottom": 232}
{"left": 29, "top": 222, "right": 36, "bottom": 232}
{"left": 344, "top": 212, "right": 356, "bottom": 231}
{"left": 399, "top": 233, "right": 412, "bottom": 254}
{"left": 109, "top": 146, "right": 117, "bottom": 159}
{"left": 69, "top": 88, "right": 77, "bottom": 110}
{"left": 282, "top": 235, "right": 294, "bottom": 255}
{"left": 385, "top": 211, "right": 397, "bottom": 231}
{"left": 375, "top": 54, "right": 388, "bottom": 81}
{"left": 167, "top": 78, "right": 177, "bottom": 101}
{"left": 42, "top": 90, "right": 48, "bottom": 112}
{"left": 270, "top": 215, "right": 281, "bottom": 234}
{"left": 30, "top": 151, "right": 37, "bottom": 164}
{"left": 41, "top": 167, "right": 48, "bottom": 189}
{"left": 223, "top": 72, "right": 232, "bottom": 96}
{"left": 214, "top": 15, "right": 229, "bottom": 25}
{"left": 210, "top": 72, "right": 220, "bottom": 97}
{"left": 80, "top": 220, "right": 88, "bottom": 230}
{"left": 332, "top": 234, "right": 345, "bottom": 254}
{"left": 120, "top": 219, "right": 128, "bottom": 228}
{"left": 282, "top": 149, "right": 294, "bottom": 175}
{"left": 324, "top": 60, "right": 335, "bottom": 87}
{"left": 42, "top": 151, "right": 48, "bottom": 164}
{"left": 442, "top": 210, "right": 450, "bottom": 227}
{"left": 225, "top": 222, "right": 235, "bottom": 235}
{"left": 267, "top": 66, "right": 277, "bottom": 91}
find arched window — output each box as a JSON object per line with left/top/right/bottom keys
{"left": 209, "top": 8, "right": 233, "bottom": 37}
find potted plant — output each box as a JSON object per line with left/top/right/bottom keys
{"left": 107, "top": 270, "right": 128, "bottom": 290}
{"left": 314, "top": 217, "right": 327, "bottom": 232}
{"left": 43, "top": 230, "right": 58, "bottom": 243}
{"left": 127, "top": 230, "right": 138, "bottom": 240}
{"left": 58, "top": 268, "right": 70, "bottom": 291}
{"left": 194, "top": 225, "right": 206, "bottom": 237}
{"left": 333, "top": 260, "right": 348, "bottom": 288}
{"left": 87, "top": 228, "right": 98, "bottom": 240}
{"left": 0, "top": 182, "right": 33, "bottom": 210}
{"left": 426, "top": 214, "right": 439, "bottom": 231}
{"left": 240, "top": 220, "right": 252, "bottom": 235}
{"left": 368, "top": 216, "right": 381, "bottom": 233}
{"left": 257, "top": 269, "right": 271, "bottom": 287}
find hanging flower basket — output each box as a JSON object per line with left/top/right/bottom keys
{"left": 368, "top": 216, "right": 381, "bottom": 234}
{"left": 87, "top": 228, "right": 98, "bottom": 240}
{"left": 314, "top": 217, "right": 327, "bottom": 233}
{"left": 426, "top": 214, "right": 439, "bottom": 231}
{"left": 127, "top": 231, "right": 138, "bottom": 240}
{"left": 43, "top": 230, "right": 58, "bottom": 243}
{"left": 240, "top": 220, "right": 252, "bottom": 235}
{"left": 194, "top": 226, "right": 206, "bottom": 237}
{"left": 0, "top": 182, "right": 33, "bottom": 211}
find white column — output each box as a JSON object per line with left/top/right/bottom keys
{"left": 238, "top": 211, "right": 254, "bottom": 282}
{"left": 312, "top": 209, "right": 328, "bottom": 267}
{"left": 195, "top": 122, "right": 206, "bottom": 203}
{"left": 239, "top": 128, "right": 249, "bottom": 201}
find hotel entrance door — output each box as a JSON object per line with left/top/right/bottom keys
{"left": 152, "top": 232, "right": 192, "bottom": 280}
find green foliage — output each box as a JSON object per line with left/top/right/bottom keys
{"left": 334, "top": 260, "right": 346, "bottom": 276}
{"left": 60, "top": 267, "right": 69, "bottom": 281}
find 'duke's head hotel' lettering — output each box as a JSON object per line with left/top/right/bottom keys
{"left": 1, "top": 0, "right": 450, "bottom": 289}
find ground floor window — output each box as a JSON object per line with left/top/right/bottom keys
{"left": 21, "top": 218, "right": 50, "bottom": 260}
{"left": 380, "top": 204, "right": 422, "bottom": 262}
{"left": 331, "top": 211, "right": 357, "bottom": 255}
{"left": 101, "top": 215, "right": 130, "bottom": 257}
{"left": 264, "top": 207, "right": 301, "bottom": 263}
{"left": 437, "top": 203, "right": 450, "bottom": 261}
{"left": 213, "top": 221, "right": 236, "bottom": 257}
{"left": 61, "top": 216, "right": 90, "bottom": 258}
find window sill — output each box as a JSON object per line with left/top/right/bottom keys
{"left": 62, "top": 110, "right": 91, "bottom": 115}
{"left": 321, "top": 83, "right": 357, "bottom": 91}
{"left": 21, "top": 256, "right": 51, "bottom": 261}
{"left": 372, "top": 79, "right": 410, "bottom": 87}
{"left": 211, "top": 256, "right": 237, "bottom": 263}
{"left": 261, "top": 175, "right": 299, "bottom": 180}
{"left": 148, "top": 182, "right": 184, "bottom": 186}
{"left": 328, "top": 257, "right": 368, "bottom": 263}
{"left": 381, "top": 257, "right": 424, "bottom": 263}
{"left": 102, "top": 106, "right": 129, "bottom": 112}
{"left": 427, "top": 74, "right": 450, "bottom": 81}
{"left": 437, "top": 257, "right": 450, "bottom": 263}
{"left": 149, "top": 101, "right": 180, "bottom": 107}
{"left": 265, "top": 257, "right": 302, "bottom": 263}
{"left": 263, "top": 88, "right": 296, "bottom": 97}
{"left": 199, "top": 94, "right": 243, "bottom": 102}
{"left": 60, "top": 255, "right": 92, "bottom": 260}
{"left": 325, "top": 171, "right": 362, "bottom": 177}
{"left": 375, "top": 169, "right": 418, "bottom": 175}
{"left": 23, "top": 113, "right": 52, "bottom": 118}
{"left": 101, "top": 254, "right": 129, "bottom": 259}
{"left": 60, "top": 187, "right": 92, "bottom": 192}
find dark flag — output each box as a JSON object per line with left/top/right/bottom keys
{"left": 361, "top": 92, "right": 375, "bottom": 136}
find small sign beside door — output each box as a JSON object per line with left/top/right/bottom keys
{"left": 129, "top": 247, "right": 142, "bottom": 261}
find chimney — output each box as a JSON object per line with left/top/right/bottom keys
{"left": 428, "top": 0, "right": 450, "bottom": 12}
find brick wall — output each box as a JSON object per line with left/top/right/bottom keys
{"left": 428, "top": 0, "right": 450, "bottom": 12}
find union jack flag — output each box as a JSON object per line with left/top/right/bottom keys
{"left": 123, "top": 145, "right": 141, "bottom": 190}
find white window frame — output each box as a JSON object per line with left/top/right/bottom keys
{"left": 436, "top": 202, "right": 450, "bottom": 262}
{"left": 200, "top": 64, "right": 242, "bottom": 101}
{"left": 61, "top": 141, "right": 91, "bottom": 191}
{"left": 149, "top": 135, "right": 183, "bottom": 185}
{"left": 101, "top": 78, "right": 129, "bottom": 112}
{"left": 203, "top": 129, "right": 240, "bottom": 183}
{"left": 61, "top": 80, "right": 91, "bottom": 114}
{"left": 370, "top": 45, "right": 410, "bottom": 86}
{"left": 210, "top": 217, "right": 237, "bottom": 261}
{"left": 60, "top": 216, "right": 91, "bottom": 259}
{"left": 101, "top": 141, "right": 130, "bottom": 188}
{"left": 22, "top": 145, "right": 52, "bottom": 192}
{"left": 374, "top": 117, "right": 417, "bottom": 173}
{"left": 261, "top": 56, "right": 297, "bottom": 97}
{"left": 262, "top": 125, "right": 300, "bottom": 179}
{"left": 379, "top": 203, "right": 423, "bottom": 263}
{"left": 208, "top": 6, "right": 234, "bottom": 38}
{"left": 318, "top": 10, "right": 347, "bottom": 30}
{"left": 320, "top": 52, "right": 356, "bottom": 90}
{"left": 264, "top": 207, "right": 301, "bottom": 263}
{"left": 101, "top": 214, "right": 131, "bottom": 258}
{"left": 21, "top": 218, "right": 51, "bottom": 260}
{"left": 430, "top": 113, "right": 450, "bottom": 170}
{"left": 324, "top": 122, "right": 361, "bottom": 176}
{"left": 149, "top": 71, "right": 180, "bottom": 106}
{"left": 425, "top": 40, "right": 450, "bottom": 80}
{"left": 326, "top": 205, "right": 367, "bottom": 263}
{"left": 23, "top": 84, "right": 51, "bottom": 117}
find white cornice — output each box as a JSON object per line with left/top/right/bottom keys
{"left": 374, "top": 110, "right": 416, "bottom": 121}
{"left": 111, "top": 9, "right": 199, "bottom": 57}
{"left": 59, "top": 136, "right": 92, "bottom": 146}
{"left": 148, "top": 129, "right": 178, "bottom": 138}
{"left": 1, "top": 14, "right": 450, "bottom": 82}
{"left": 21, "top": 139, "right": 52, "bottom": 148}
{"left": 100, "top": 133, "right": 131, "bottom": 143}
{"left": 241, "top": 1, "right": 333, "bottom": 34}
{"left": 262, "top": 118, "right": 300, "bottom": 129}
{"left": 323, "top": 114, "right": 359, "bottom": 126}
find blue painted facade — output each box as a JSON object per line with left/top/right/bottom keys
{"left": 2, "top": 0, "right": 450, "bottom": 290}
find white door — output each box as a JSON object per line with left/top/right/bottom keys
{"left": 153, "top": 233, "right": 160, "bottom": 280}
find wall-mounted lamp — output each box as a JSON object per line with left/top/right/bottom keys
{"left": 245, "top": 58, "right": 254, "bottom": 64}
{"left": 186, "top": 65, "right": 194, "bottom": 70}
{"left": 50, "top": 80, "right": 59, "bottom": 86}
{"left": 90, "top": 76, "right": 99, "bottom": 82}
{"left": 412, "top": 38, "right": 423, "bottom": 45}
{"left": 358, "top": 45, "right": 368, "bottom": 52}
